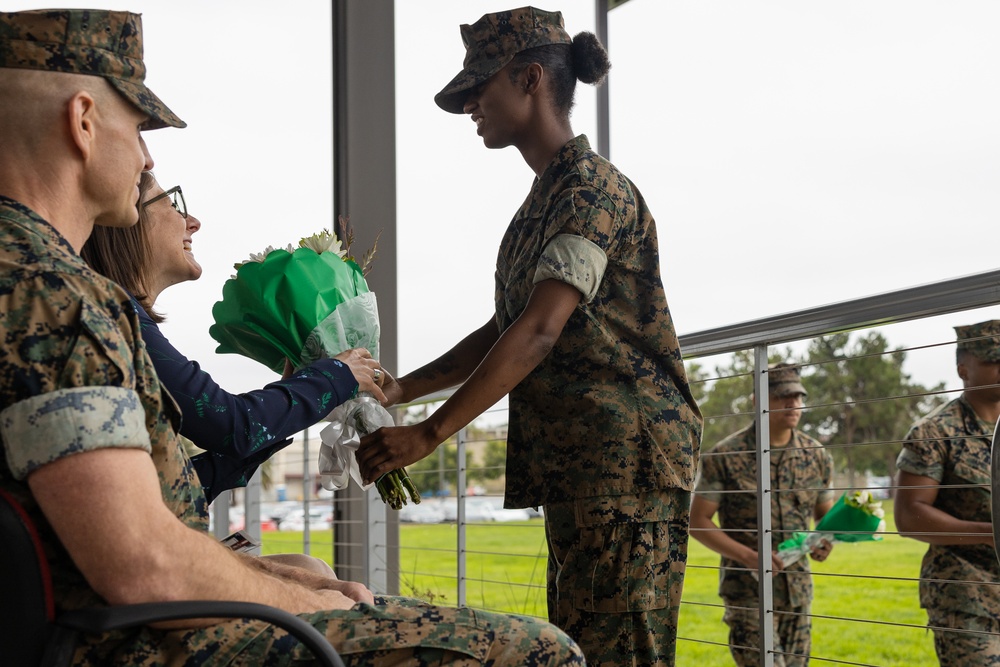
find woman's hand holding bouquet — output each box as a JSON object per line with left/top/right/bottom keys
{"left": 210, "top": 220, "right": 420, "bottom": 509}
{"left": 282, "top": 350, "right": 385, "bottom": 400}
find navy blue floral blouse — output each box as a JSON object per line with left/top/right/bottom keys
{"left": 132, "top": 296, "right": 358, "bottom": 502}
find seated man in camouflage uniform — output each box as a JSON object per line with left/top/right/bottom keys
{"left": 0, "top": 9, "right": 583, "bottom": 666}
{"left": 895, "top": 320, "right": 1000, "bottom": 667}
{"left": 690, "top": 363, "right": 834, "bottom": 667}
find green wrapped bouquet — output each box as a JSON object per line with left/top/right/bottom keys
{"left": 209, "top": 228, "right": 418, "bottom": 509}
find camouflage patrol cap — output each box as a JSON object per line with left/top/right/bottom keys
{"left": 434, "top": 6, "right": 572, "bottom": 114}
{"left": 768, "top": 363, "right": 807, "bottom": 397}
{"left": 955, "top": 320, "right": 1000, "bottom": 362}
{"left": 0, "top": 9, "right": 184, "bottom": 129}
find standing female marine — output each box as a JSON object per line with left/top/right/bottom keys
{"left": 357, "top": 7, "right": 703, "bottom": 665}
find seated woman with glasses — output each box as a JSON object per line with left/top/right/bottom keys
{"left": 81, "top": 172, "right": 387, "bottom": 506}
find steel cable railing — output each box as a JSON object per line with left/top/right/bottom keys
{"left": 684, "top": 348, "right": 997, "bottom": 666}
{"left": 209, "top": 269, "right": 1000, "bottom": 667}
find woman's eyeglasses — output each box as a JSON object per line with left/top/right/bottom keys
{"left": 142, "top": 185, "right": 187, "bottom": 219}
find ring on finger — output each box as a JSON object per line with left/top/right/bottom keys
{"left": 373, "top": 368, "right": 383, "bottom": 382}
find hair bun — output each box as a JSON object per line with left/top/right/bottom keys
{"left": 571, "top": 31, "right": 611, "bottom": 85}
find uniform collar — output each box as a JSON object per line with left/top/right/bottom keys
{"left": 957, "top": 395, "right": 994, "bottom": 439}
{"left": 523, "top": 135, "right": 593, "bottom": 218}
{"left": 743, "top": 422, "right": 808, "bottom": 455}
{"left": 537, "top": 134, "right": 591, "bottom": 183}
{"left": 0, "top": 194, "right": 78, "bottom": 257}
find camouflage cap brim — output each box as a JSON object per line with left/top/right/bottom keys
{"left": 434, "top": 60, "right": 509, "bottom": 115}
{"left": 771, "top": 382, "right": 808, "bottom": 398}
{"left": 108, "top": 77, "right": 185, "bottom": 130}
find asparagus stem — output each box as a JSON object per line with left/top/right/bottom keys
{"left": 401, "top": 471, "right": 421, "bottom": 504}
{"left": 356, "top": 403, "right": 421, "bottom": 509}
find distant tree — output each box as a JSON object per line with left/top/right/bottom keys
{"left": 799, "top": 332, "right": 946, "bottom": 483}
{"left": 404, "top": 431, "right": 508, "bottom": 495}
{"left": 394, "top": 403, "right": 456, "bottom": 494}
{"left": 688, "top": 347, "right": 794, "bottom": 449}
{"left": 479, "top": 440, "right": 507, "bottom": 481}
{"left": 687, "top": 334, "right": 945, "bottom": 487}
{"left": 407, "top": 440, "right": 459, "bottom": 495}
{"left": 685, "top": 360, "right": 709, "bottom": 406}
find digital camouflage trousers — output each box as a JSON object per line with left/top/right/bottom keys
{"left": 544, "top": 490, "right": 691, "bottom": 667}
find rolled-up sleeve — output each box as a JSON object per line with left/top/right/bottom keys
{"left": 1, "top": 386, "right": 150, "bottom": 480}
{"left": 534, "top": 233, "right": 608, "bottom": 303}
{"left": 896, "top": 421, "right": 945, "bottom": 482}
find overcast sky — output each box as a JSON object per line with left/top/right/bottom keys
{"left": 16, "top": 1, "right": 1000, "bottom": 405}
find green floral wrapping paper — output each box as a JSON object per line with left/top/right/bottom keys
{"left": 209, "top": 247, "right": 369, "bottom": 374}
{"left": 777, "top": 491, "right": 886, "bottom": 567}
{"left": 301, "top": 292, "right": 380, "bottom": 366}
{"left": 209, "top": 232, "right": 418, "bottom": 508}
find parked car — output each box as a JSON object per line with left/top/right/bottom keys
{"left": 479, "top": 495, "right": 532, "bottom": 522}
{"left": 437, "top": 496, "right": 532, "bottom": 523}
{"left": 398, "top": 500, "right": 447, "bottom": 524}
{"left": 439, "top": 497, "right": 490, "bottom": 522}
{"left": 207, "top": 502, "right": 291, "bottom": 533}
{"left": 524, "top": 505, "right": 544, "bottom": 519}
{"left": 279, "top": 507, "right": 333, "bottom": 532}
{"left": 261, "top": 500, "right": 304, "bottom": 529}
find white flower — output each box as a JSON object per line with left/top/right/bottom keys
{"left": 843, "top": 489, "right": 884, "bottom": 517}
{"left": 299, "top": 230, "right": 346, "bottom": 257}
{"left": 249, "top": 244, "right": 295, "bottom": 262}
{"left": 230, "top": 230, "right": 348, "bottom": 278}
{"left": 233, "top": 243, "right": 295, "bottom": 271}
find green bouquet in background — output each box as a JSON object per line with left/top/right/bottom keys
{"left": 777, "top": 490, "right": 886, "bottom": 567}
{"left": 209, "top": 226, "right": 419, "bottom": 509}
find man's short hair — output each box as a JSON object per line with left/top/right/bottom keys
{"left": 0, "top": 9, "right": 184, "bottom": 128}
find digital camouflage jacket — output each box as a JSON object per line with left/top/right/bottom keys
{"left": 897, "top": 396, "right": 1000, "bottom": 619}
{"left": 496, "top": 135, "right": 702, "bottom": 509}
{"left": 695, "top": 424, "right": 834, "bottom": 609}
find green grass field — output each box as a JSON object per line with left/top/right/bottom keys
{"left": 263, "top": 500, "right": 938, "bottom": 666}
{"left": 677, "top": 502, "right": 936, "bottom": 665}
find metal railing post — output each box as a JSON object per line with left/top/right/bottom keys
{"left": 595, "top": 0, "right": 610, "bottom": 159}
{"left": 245, "top": 468, "right": 262, "bottom": 555}
{"left": 302, "top": 427, "right": 311, "bottom": 556}
{"left": 365, "top": 474, "right": 389, "bottom": 593}
{"left": 456, "top": 427, "right": 468, "bottom": 607}
{"left": 993, "top": 415, "right": 1000, "bottom": 569}
{"left": 212, "top": 491, "right": 230, "bottom": 541}
{"left": 754, "top": 346, "right": 775, "bottom": 667}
